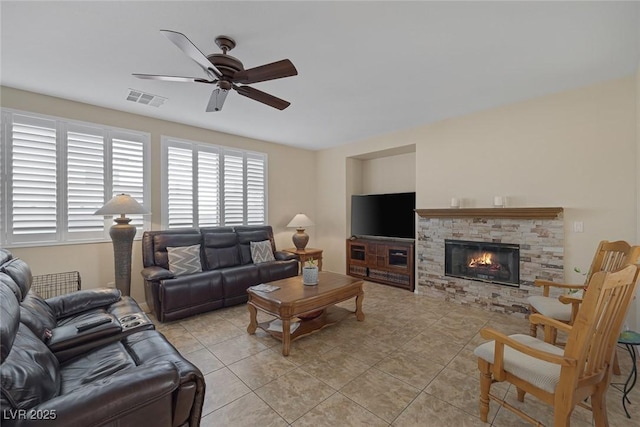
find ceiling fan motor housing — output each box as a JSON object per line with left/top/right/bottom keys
{"left": 207, "top": 54, "right": 243, "bottom": 78}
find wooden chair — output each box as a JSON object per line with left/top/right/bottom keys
{"left": 474, "top": 264, "right": 640, "bottom": 426}
{"left": 528, "top": 240, "right": 635, "bottom": 345}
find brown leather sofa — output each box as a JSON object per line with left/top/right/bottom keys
{"left": 141, "top": 225, "right": 299, "bottom": 322}
{"left": 0, "top": 249, "right": 205, "bottom": 427}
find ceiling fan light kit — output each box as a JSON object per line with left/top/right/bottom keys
{"left": 133, "top": 30, "right": 297, "bottom": 112}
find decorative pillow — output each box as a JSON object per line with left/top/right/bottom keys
{"left": 250, "top": 240, "right": 275, "bottom": 264}
{"left": 167, "top": 245, "right": 202, "bottom": 276}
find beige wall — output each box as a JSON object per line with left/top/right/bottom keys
{"left": 3, "top": 74, "right": 639, "bottom": 328}
{"left": 316, "top": 75, "right": 639, "bottom": 327}
{"left": 1, "top": 87, "right": 316, "bottom": 304}
{"left": 361, "top": 152, "right": 416, "bottom": 195}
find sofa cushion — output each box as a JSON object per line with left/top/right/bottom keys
{"left": 152, "top": 234, "right": 202, "bottom": 270}
{"left": 60, "top": 341, "right": 136, "bottom": 394}
{"left": 1, "top": 323, "right": 61, "bottom": 409}
{"left": 21, "top": 291, "right": 57, "bottom": 331}
{"left": 160, "top": 270, "right": 224, "bottom": 313}
{"left": 257, "top": 260, "right": 300, "bottom": 284}
{"left": 236, "top": 229, "right": 273, "bottom": 265}
{"left": 1, "top": 272, "right": 24, "bottom": 303}
{"left": 167, "top": 244, "right": 203, "bottom": 276}
{"left": 203, "top": 232, "right": 241, "bottom": 270}
{"left": 0, "top": 249, "right": 12, "bottom": 265}
{"left": 0, "top": 284, "right": 19, "bottom": 363}
{"left": 0, "top": 258, "right": 32, "bottom": 301}
{"left": 20, "top": 306, "right": 51, "bottom": 342}
{"left": 221, "top": 265, "right": 260, "bottom": 300}
{"left": 250, "top": 240, "right": 276, "bottom": 264}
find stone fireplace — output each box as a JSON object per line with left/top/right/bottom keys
{"left": 415, "top": 208, "right": 564, "bottom": 317}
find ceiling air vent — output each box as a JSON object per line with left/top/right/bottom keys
{"left": 126, "top": 89, "right": 166, "bottom": 107}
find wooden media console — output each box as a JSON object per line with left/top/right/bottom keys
{"left": 346, "top": 238, "right": 415, "bottom": 291}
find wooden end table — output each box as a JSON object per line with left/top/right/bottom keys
{"left": 283, "top": 247, "right": 323, "bottom": 274}
{"left": 246, "top": 271, "right": 364, "bottom": 356}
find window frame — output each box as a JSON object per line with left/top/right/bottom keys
{"left": 161, "top": 135, "right": 268, "bottom": 229}
{"left": 0, "top": 108, "right": 151, "bottom": 248}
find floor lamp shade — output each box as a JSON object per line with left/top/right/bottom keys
{"left": 287, "top": 213, "right": 314, "bottom": 250}
{"left": 95, "top": 194, "right": 149, "bottom": 296}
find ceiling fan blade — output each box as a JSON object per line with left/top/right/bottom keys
{"left": 132, "top": 73, "right": 215, "bottom": 84}
{"left": 233, "top": 59, "right": 298, "bottom": 84}
{"left": 160, "top": 29, "right": 222, "bottom": 79}
{"left": 206, "top": 88, "right": 229, "bottom": 112}
{"left": 234, "top": 85, "right": 291, "bottom": 110}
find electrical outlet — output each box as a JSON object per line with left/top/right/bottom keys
{"left": 107, "top": 281, "right": 115, "bottom": 288}
{"left": 573, "top": 221, "right": 584, "bottom": 233}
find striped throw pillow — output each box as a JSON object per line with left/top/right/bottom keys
{"left": 250, "top": 240, "right": 275, "bottom": 264}
{"left": 167, "top": 244, "right": 202, "bottom": 276}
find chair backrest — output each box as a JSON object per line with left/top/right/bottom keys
{"left": 583, "top": 240, "right": 633, "bottom": 284}
{"left": 562, "top": 263, "right": 639, "bottom": 390}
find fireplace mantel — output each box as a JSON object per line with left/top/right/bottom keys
{"left": 415, "top": 207, "right": 563, "bottom": 219}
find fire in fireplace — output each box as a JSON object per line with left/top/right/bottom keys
{"left": 444, "top": 239, "right": 520, "bottom": 287}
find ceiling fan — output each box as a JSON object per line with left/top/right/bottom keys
{"left": 133, "top": 30, "right": 298, "bottom": 112}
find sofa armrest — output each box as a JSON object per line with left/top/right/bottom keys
{"left": 275, "top": 251, "right": 297, "bottom": 261}
{"left": 46, "top": 289, "right": 121, "bottom": 319}
{"left": 48, "top": 314, "right": 122, "bottom": 353}
{"left": 3, "top": 362, "right": 179, "bottom": 427}
{"left": 141, "top": 266, "right": 175, "bottom": 282}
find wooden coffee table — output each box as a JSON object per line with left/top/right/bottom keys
{"left": 247, "top": 271, "right": 365, "bottom": 356}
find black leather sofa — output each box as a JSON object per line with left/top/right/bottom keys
{"left": 0, "top": 249, "right": 205, "bottom": 427}
{"left": 141, "top": 225, "right": 299, "bottom": 322}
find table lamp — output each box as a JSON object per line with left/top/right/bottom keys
{"left": 95, "top": 194, "right": 149, "bottom": 296}
{"left": 287, "top": 213, "right": 314, "bottom": 250}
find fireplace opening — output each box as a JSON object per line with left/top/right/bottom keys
{"left": 445, "top": 239, "right": 520, "bottom": 287}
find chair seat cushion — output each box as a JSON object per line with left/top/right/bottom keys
{"left": 527, "top": 295, "right": 572, "bottom": 321}
{"left": 474, "top": 334, "right": 564, "bottom": 393}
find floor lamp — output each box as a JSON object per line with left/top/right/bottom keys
{"left": 95, "top": 194, "right": 149, "bottom": 296}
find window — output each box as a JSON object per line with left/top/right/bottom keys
{"left": 162, "top": 136, "right": 267, "bottom": 228}
{"left": 0, "top": 110, "right": 150, "bottom": 247}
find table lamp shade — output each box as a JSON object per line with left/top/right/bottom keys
{"left": 287, "top": 213, "right": 314, "bottom": 250}
{"left": 95, "top": 194, "right": 148, "bottom": 217}
{"left": 287, "top": 213, "right": 314, "bottom": 229}
{"left": 95, "top": 194, "right": 149, "bottom": 296}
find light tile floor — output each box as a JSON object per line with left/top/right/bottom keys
{"left": 154, "top": 281, "right": 639, "bottom": 426}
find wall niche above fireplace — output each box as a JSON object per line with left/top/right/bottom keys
{"left": 445, "top": 239, "right": 520, "bottom": 287}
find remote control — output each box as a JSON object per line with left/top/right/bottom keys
{"left": 75, "top": 318, "right": 111, "bottom": 332}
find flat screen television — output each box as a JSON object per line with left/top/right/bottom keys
{"left": 350, "top": 192, "right": 416, "bottom": 240}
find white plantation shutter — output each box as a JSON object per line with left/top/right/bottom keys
{"left": 66, "top": 124, "right": 105, "bottom": 236}
{"left": 1, "top": 109, "right": 150, "bottom": 247}
{"left": 9, "top": 114, "right": 58, "bottom": 243}
{"left": 198, "top": 149, "right": 220, "bottom": 227}
{"left": 162, "top": 137, "right": 266, "bottom": 228}
{"left": 223, "top": 151, "right": 245, "bottom": 226}
{"left": 112, "top": 134, "right": 147, "bottom": 231}
{"left": 246, "top": 153, "right": 266, "bottom": 225}
{"left": 167, "top": 145, "right": 194, "bottom": 228}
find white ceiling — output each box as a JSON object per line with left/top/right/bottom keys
{"left": 1, "top": 1, "right": 639, "bottom": 150}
